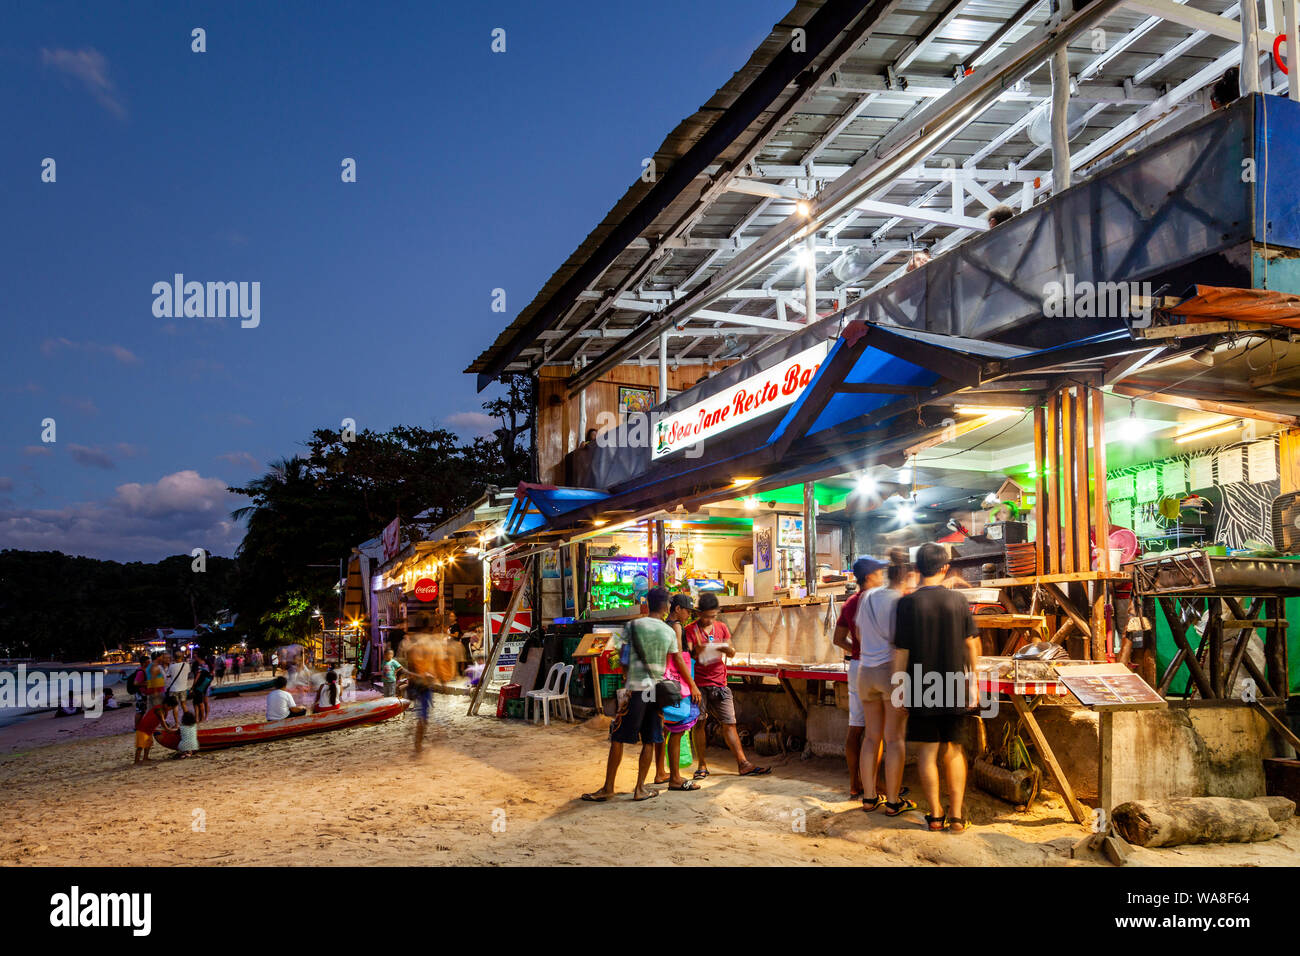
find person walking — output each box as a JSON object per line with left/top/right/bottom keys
{"left": 893, "top": 543, "right": 981, "bottom": 833}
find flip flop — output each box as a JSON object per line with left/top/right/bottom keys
{"left": 693, "top": 768, "right": 710, "bottom": 780}
{"left": 653, "top": 777, "right": 672, "bottom": 785}
{"left": 580, "top": 792, "right": 609, "bottom": 803}
{"left": 883, "top": 798, "right": 918, "bottom": 817}
{"left": 668, "top": 781, "right": 701, "bottom": 792}
{"left": 739, "top": 765, "right": 771, "bottom": 776}
{"left": 632, "top": 789, "right": 660, "bottom": 801}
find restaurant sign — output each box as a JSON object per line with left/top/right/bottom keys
{"left": 651, "top": 340, "right": 830, "bottom": 460}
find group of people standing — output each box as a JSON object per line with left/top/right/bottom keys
{"left": 581, "top": 587, "right": 771, "bottom": 803}
{"left": 836, "top": 542, "right": 982, "bottom": 833}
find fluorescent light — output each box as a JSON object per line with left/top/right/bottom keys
{"left": 954, "top": 405, "right": 1023, "bottom": 419}
{"left": 1174, "top": 420, "right": 1241, "bottom": 445}
{"left": 731, "top": 477, "right": 760, "bottom": 487}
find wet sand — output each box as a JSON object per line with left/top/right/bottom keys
{"left": 1, "top": 690, "right": 1297, "bottom": 866}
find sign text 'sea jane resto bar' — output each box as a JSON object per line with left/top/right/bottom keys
{"left": 652, "top": 341, "right": 829, "bottom": 459}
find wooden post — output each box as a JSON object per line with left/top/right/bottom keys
{"left": 1046, "top": 392, "right": 1061, "bottom": 575}
{"left": 1099, "top": 710, "right": 1114, "bottom": 820}
{"left": 1091, "top": 387, "right": 1110, "bottom": 573}
{"left": 1073, "top": 389, "right": 1091, "bottom": 573}
{"left": 468, "top": 555, "right": 534, "bottom": 716}
{"left": 569, "top": 542, "right": 580, "bottom": 616}
{"left": 1034, "top": 405, "right": 1048, "bottom": 577}
{"left": 655, "top": 519, "right": 666, "bottom": 587}
{"left": 1059, "top": 390, "right": 1075, "bottom": 574}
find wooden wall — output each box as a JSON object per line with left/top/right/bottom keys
{"left": 1282, "top": 427, "right": 1300, "bottom": 494}
{"left": 536, "top": 363, "right": 725, "bottom": 485}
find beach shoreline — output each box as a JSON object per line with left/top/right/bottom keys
{"left": 2, "top": 691, "right": 1297, "bottom": 867}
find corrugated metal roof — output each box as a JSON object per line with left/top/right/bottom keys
{"left": 469, "top": 0, "right": 1268, "bottom": 384}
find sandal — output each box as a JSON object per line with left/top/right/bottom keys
{"left": 668, "top": 781, "right": 701, "bottom": 792}
{"left": 632, "top": 789, "right": 660, "bottom": 802}
{"left": 925, "top": 813, "right": 949, "bottom": 832}
{"left": 948, "top": 817, "right": 969, "bottom": 834}
{"left": 580, "top": 792, "right": 609, "bottom": 803}
{"left": 861, "top": 795, "right": 886, "bottom": 812}
{"left": 693, "top": 768, "right": 710, "bottom": 780}
{"left": 884, "top": 798, "right": 919, "bottom": 817}
{"left": 738, "top": 764, "right": 771, "bottom": 776}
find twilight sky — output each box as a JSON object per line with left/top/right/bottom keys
{"left": 0, "top": 0, "right": 789, "bottom": 561}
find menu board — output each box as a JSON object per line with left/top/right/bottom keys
{"left": 1108, "top": 474, "right": 1136, "bottom": 501}
{"left": 1247, "top": 441, "right": 1278, "bottom": 483}
{"left": 1055, "top": 663, "right": 1166, "bottom": 711}
{"left": 1189, "top": 456, "right": 1213, "bottom": 490}
{"left": 1136, "top": 467, "right": 1159, "bottom": 502}
{"left": 1216, "top": 448, "right": 1244, "bottom": 485}
{"left": 1161, "top": 461, "right": 1186, "bottom": 495}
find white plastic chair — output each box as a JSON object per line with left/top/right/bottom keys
{"left": 526, "top": 663, "right": 574, "bottom": 726}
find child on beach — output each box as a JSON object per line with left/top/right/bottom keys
{"left": 134, "top": 694, "right": 178, "bottom": 764}
{"left": 381, "top": 648, "right": 402, "bottom": 698}
{"left": 314, "top": 670, "right": 340, "bottom": 712}
{"left": 174, "top": 711, "right": 199, "bottom": 758}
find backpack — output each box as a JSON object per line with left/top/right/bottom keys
{"left": 126, "top": 668, "right": 144, "bottom": 696}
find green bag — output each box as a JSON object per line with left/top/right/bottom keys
{"left": 679, "top": 730, "right": 692, "bottom": 768}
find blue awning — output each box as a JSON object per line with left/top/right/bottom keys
{"left": 504, "top": 483, "right": 610, "bottom": 537}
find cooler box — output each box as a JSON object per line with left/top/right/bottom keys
{"left": 495, "top": 682, "right": 522, "bottom": 718}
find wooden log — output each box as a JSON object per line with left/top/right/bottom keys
{"left": 1111, "top": 797, "right": 1281, "bottom": 847}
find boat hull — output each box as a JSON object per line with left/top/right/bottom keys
{"left": 206, "top": 678, "right": 276, "bottom": 698}
{"left": 154, "top": 697, "right": 409, "bottom": 751}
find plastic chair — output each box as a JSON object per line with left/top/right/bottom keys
{"left": 526, "top": 663, "right": 574, "bottom": 726}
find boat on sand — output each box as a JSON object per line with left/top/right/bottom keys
{"left": 154, "top": 697, "right": 408, "bottom": 752}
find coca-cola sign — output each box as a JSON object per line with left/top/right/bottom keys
{"left": 413, "top": 577, "right": 439, "bottom": 602}
{"left": 651, "top": 340, "right": 829, "bottom": 459}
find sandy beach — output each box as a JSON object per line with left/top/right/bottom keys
{"left": 2, "top": 689, "right": 1298, "bottom": 867}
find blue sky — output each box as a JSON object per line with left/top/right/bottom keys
{"left": 0, "top": 0, "right": 789, "bottom": 560}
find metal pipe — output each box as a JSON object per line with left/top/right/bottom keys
{"left": 1241, "top": 0, "right": 1262, "bottom": 94}
{"left": 803, "top": 233, "right": 818, "bottom": 323}
{"left": 1286, "top": 0, "right": 1300, "bottom": 100}
{"left": 1050, "top": 46, "right": 1073, "bottom": 191}
{"left": 803, "top": 481, "right": 818, "bottom": 597}
{"left": 658, "top": 331, "right": 669, "bottom": 399}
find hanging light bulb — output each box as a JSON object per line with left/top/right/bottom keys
{"left": 1119, "top": 400, "right": 1143, "bottom": 442}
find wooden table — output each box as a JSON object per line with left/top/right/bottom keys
{"left": 980, "top": 570, "right": 1132, "bottom": 661}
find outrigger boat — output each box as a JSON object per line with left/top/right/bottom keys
{"left": 154, "top": 697, "right": 408, "bottom": 751}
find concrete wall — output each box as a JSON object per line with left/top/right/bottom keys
{"left": 1022, "top": 702, "right": 1286, "bottom": 807}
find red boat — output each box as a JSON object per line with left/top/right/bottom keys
{"left": 154, "top": 697, "right": 409, "bottom": 752}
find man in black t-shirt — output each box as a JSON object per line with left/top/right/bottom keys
{"left": 893, "top": 543, "right": 981, "bottom": 833}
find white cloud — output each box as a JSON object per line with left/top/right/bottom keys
{"left": 40, "top": 47, "right": 126, "bottom": 119}
{"left": 42, "top": 337, "right": 140, "bottom": 365}
{"left": 445, "top": 411, "right": 497, "bottom": 436}
{"left": 0, "top": 469, "right": 242, "bottom": 560}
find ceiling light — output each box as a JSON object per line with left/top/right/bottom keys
{"left": 731, "top": 477, "right": 760, "bottom": 487}
{"left": 795, "top": 199, "right": 812, "bottom": 217}
{"left": 1118, "top": 401, "right": 1143, "bottom": 442}
{"left": 592, "top": 519, "right": 608, "bottom": 527}
{"left": 1174, "top": 420, "right": 1242, "bottom": 445}
{"left": 669, "top": 520, "right": 683, "bottom": 530}
{"left": 898, "top": 504, "right": 915, "bottom": 524}
{"left": 898, "top": 465, "right": 913, "bottom": 484}
{"left": 954, "top": 405, "right": 1024, "bottom": 418}
{"left": 744, "top": 496, "right": 760, "bottom": 511}
{"left": 856, "top": 473, "right": 877, "bottom": 495}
